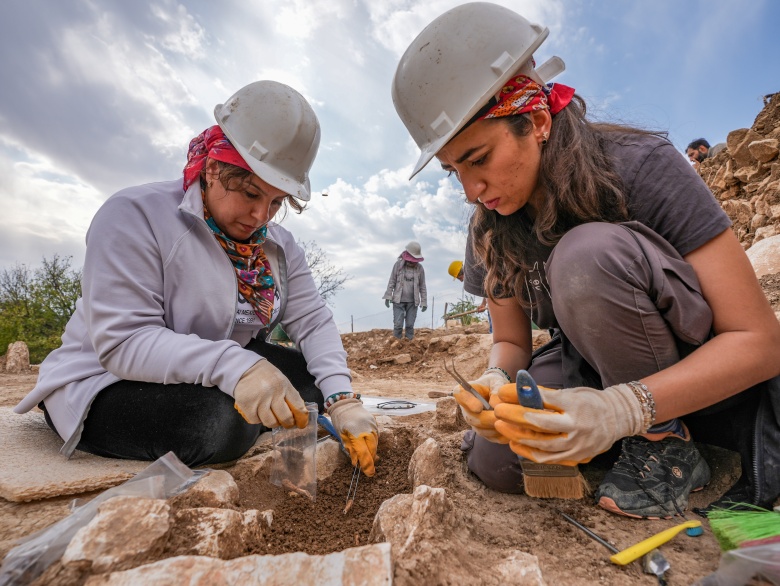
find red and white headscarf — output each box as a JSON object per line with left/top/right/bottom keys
{"left": 182, "top": 125, "right": 252, "bottom": 191}
{"left": 478, "top": 75, "right": 575, "bottom": 121}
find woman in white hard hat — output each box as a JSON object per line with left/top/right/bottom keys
{"left": 383, "top": 241, "right": 428, "bottom": 340}
{"left": 393, "top": 3, "right": 780, "bottom": 518}
{"left": 14, "top": 81, "right": 378, "bottom": 476}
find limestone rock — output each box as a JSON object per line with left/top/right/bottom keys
{"left": 704, "top": 96, "right": 780, "bottom": 249}
{"left": 721, "top": 199, "right": 754, "bottom": 224}
{"left": 746, "top": 234, "right": 780, "bottom": 278}
{"left": 427, "top": 334, "right": 460, "bottom": 352}
{"left": 61, "top": 496, "right": 171, "bottom": 574}
{"left": 370, "top": 485, "right": 544, "bottom": 585}
{"left": 227, "top": 450, "right": 276, "bottom": 481}
{"left": 316, "top": 438, "right": 348, "bottom": 481}
{"left": 172, "top": 507, "right": 264, "bottom": 558}
{"left": 408, "top": 438, "right": 445, "bottom": 488}
{"left": 169, "top": 470, "right": 239, "bottom": 510}
{"left": 370, "top": 485, "right": 458, "bottom": 558}
{"left": 84, "top": 543, "right": 393, "bottom": 585}
{"left": 495, "top": 551, "right": 547, "bottom": 585}
{"left": 376, "top": 353, "right": 411, "bottom": 365}
{"left": 748, "top": 138, "right": 779, "bottom": 163}
{"left": 731, "top": 129, "right": 763, "bottom": 168}
{"left": 532, "top": 328, "right": 552, "bottom": 349}
{"left": 433, "top": 396, "right": 467, "bottom": 433}
{"left": 754, "top": 224, "right": 780, "bottom": 244}
{"left": 451, "top": 334, "right": 493, "bottom": 379}
{"left": 4, "top": 341, "right": 30, "bottom": 374}
{"left": 752, "top": 213, "right": 769, "bottom": 231}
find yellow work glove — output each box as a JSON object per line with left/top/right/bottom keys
{"left": 233, "top": 360, "right": 309, "bottom": 429}
{"left": 328, "top": 398, "right": 379, "bottom": 476}
{"left": 493, "top": 383, "right": 645, "bottom": 466}
{"left": 452, "top": 369, "right": 511, "bottom": 444}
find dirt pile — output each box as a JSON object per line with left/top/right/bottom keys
{"left": 700, "top": 92, "right": 780, "bottom": 248}
{"left": 342, "top": 325, "right": 551, "bottom": 383}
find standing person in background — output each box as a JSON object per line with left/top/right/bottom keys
{"left": 14, "top": 80, "right": 378, "bottom": 477}
{"left": 448, "top": 260, "right": 491, "bottom": 332}
{"left": 383, "top": 241, "right": 428, "bottom": 340}
{"left": 391, "top": 2, "right": 780, "bottom": 518}
{"left": 686, "top": 138, "right": 726, "bottom": 170}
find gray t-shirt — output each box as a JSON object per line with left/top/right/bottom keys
{"left": 400, "top": 264, "right": 416, "bottom": 303}
{"left": 464, "top": 131, "right": 732, "bottom": 329}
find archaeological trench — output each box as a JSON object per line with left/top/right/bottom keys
{"left": 0, "top": 94, "right": 779, "bottom": 585}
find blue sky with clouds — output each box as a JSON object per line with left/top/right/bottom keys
{"left": 2, "top": 0, "right": 779, "bottom": 333}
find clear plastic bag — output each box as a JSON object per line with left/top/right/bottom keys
{"left": 0, "top": 451, "right": 202, "bottom": 586}
{"left": 270, "top": 402, "right": 318, "bottom": 501}
{"left": 693, "top": 542, "right": 780, "bottom": 586}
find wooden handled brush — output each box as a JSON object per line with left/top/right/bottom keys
{"left": 516, "top": 370, "right": 589, "bottom": 499}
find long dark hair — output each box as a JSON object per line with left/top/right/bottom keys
{"left": 471, "top": 94, "right": 664, "bottom": 304}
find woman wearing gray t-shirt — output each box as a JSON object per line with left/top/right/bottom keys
{"left": 391, "top": 3, "right": 780, "bottom": 519}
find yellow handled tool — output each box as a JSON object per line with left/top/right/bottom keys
{"left": 610, "top": 520, "right": 703, "bottom": 565}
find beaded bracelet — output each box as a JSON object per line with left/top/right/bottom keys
{"left": 626, "top": 381, "right": 656, "bottom": 432}
{"left": 324, "top": 391, "right": 361, "bottom": 410}
{"left": 484, "top": 366, "right": 511, "bottom": 382}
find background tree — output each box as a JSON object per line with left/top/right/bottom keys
{"left": 0, "top": 255, "right": 82, "bottom": 363}
{"left": 297, "top": 240, "right": 352, "bottom": 304}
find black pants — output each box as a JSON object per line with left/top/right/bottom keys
{"left": 42, "top": 338, "right": 322, "bottom": 467}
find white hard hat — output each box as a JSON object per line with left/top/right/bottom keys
{"left": 405, "top": 241, "right": 422, "bottom": 258}
{"left": 214, "top": 81, "right": 320, "bottom": 201}
{"left": 392, "top": 2, "right": 565, "bottom": 179}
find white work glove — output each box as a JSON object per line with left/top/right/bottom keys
{"left": 452, "top": 369, "right": 511, "bottom": 444}
{"left": 233, "top": 360, "right": 308, "bottom": 429}
{"left": 493, "top": 384, "right": 645, "bottom": 466}
{"left": 328, "top": 398, "right": 379, "bottom": 476}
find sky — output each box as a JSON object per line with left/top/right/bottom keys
{"left": 2, "top": 0, "right": 779, "bottom": 333}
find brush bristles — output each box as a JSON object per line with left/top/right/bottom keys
{"left": 708, "top": 507, "right": 780, "bottom": 551}
{"left": 522, "top": 466, "right": 591, "bottom": 499}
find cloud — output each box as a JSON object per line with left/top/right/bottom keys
{"left": 2, "top": 0, "right": 777, "bottom": 333}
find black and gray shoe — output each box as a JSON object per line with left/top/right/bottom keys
{"left": 596, "top": 436, "right": 711, "bottom": 519}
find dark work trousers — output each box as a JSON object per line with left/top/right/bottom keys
{"left": 392, "top": 301, "right": 418, "bottom": 340}
{"left": 41, "top": 337, "right": 322, "bottom": 467}
{"left": 461, "top": 222, "right": 761, "bottom": 493}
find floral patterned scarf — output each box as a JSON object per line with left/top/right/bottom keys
{"left": 202, "top": 196, "right": 275, "bottom": 326}
{"left": 183, "top": 126, "right": 275, "bottom": 326}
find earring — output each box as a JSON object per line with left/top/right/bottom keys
{"left": 207, "top": 181, "right": 213, "bottom": 188}
{"left": 541, "top": 132, "right": 549, "bottom": 146}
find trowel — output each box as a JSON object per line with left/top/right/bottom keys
{"left": 642, "top": 549, "right": 670, "bottom": 585}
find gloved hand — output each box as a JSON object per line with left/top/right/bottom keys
{"left": 385, "top": 299, "right": 391, "bottom": 308}
{"left": 328, "top": 398, "right": 379, "bottom": 476}
{"left": 421, "top": 305, "right": 427, "bottom": 312}
{"left": 493, "top": 383, "right": 645, "bottom": 466}
{"left": 452, "top": 369, "right": 512, "bottom": 444}
{"left": 233, "top": 360, "right": 309, "bottom": 429}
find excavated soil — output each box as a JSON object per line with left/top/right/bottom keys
{"left": 0, "top": 342, "right": 765, "bottom": 585}
{"left": 232, "top": 429, "right": 416, "bottom": 556}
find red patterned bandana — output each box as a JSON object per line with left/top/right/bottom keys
{"left": 478, "top": 75, "right": 575, "bottom": 120}
{"left": 183, "top": 126, "right": 252, "bottom": 190}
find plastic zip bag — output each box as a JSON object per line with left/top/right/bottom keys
{"left": 693, "top": 542, "right": 780, "bottom": 585}
{"left": 270, "top": 402, "right": 318, "bottom": 501}
{"left": 0, "top": 451, "right": 202, "bottom": 586}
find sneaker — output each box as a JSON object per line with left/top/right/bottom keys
{"left": 595, "top": 436, "right": 711, "bottom": 519}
